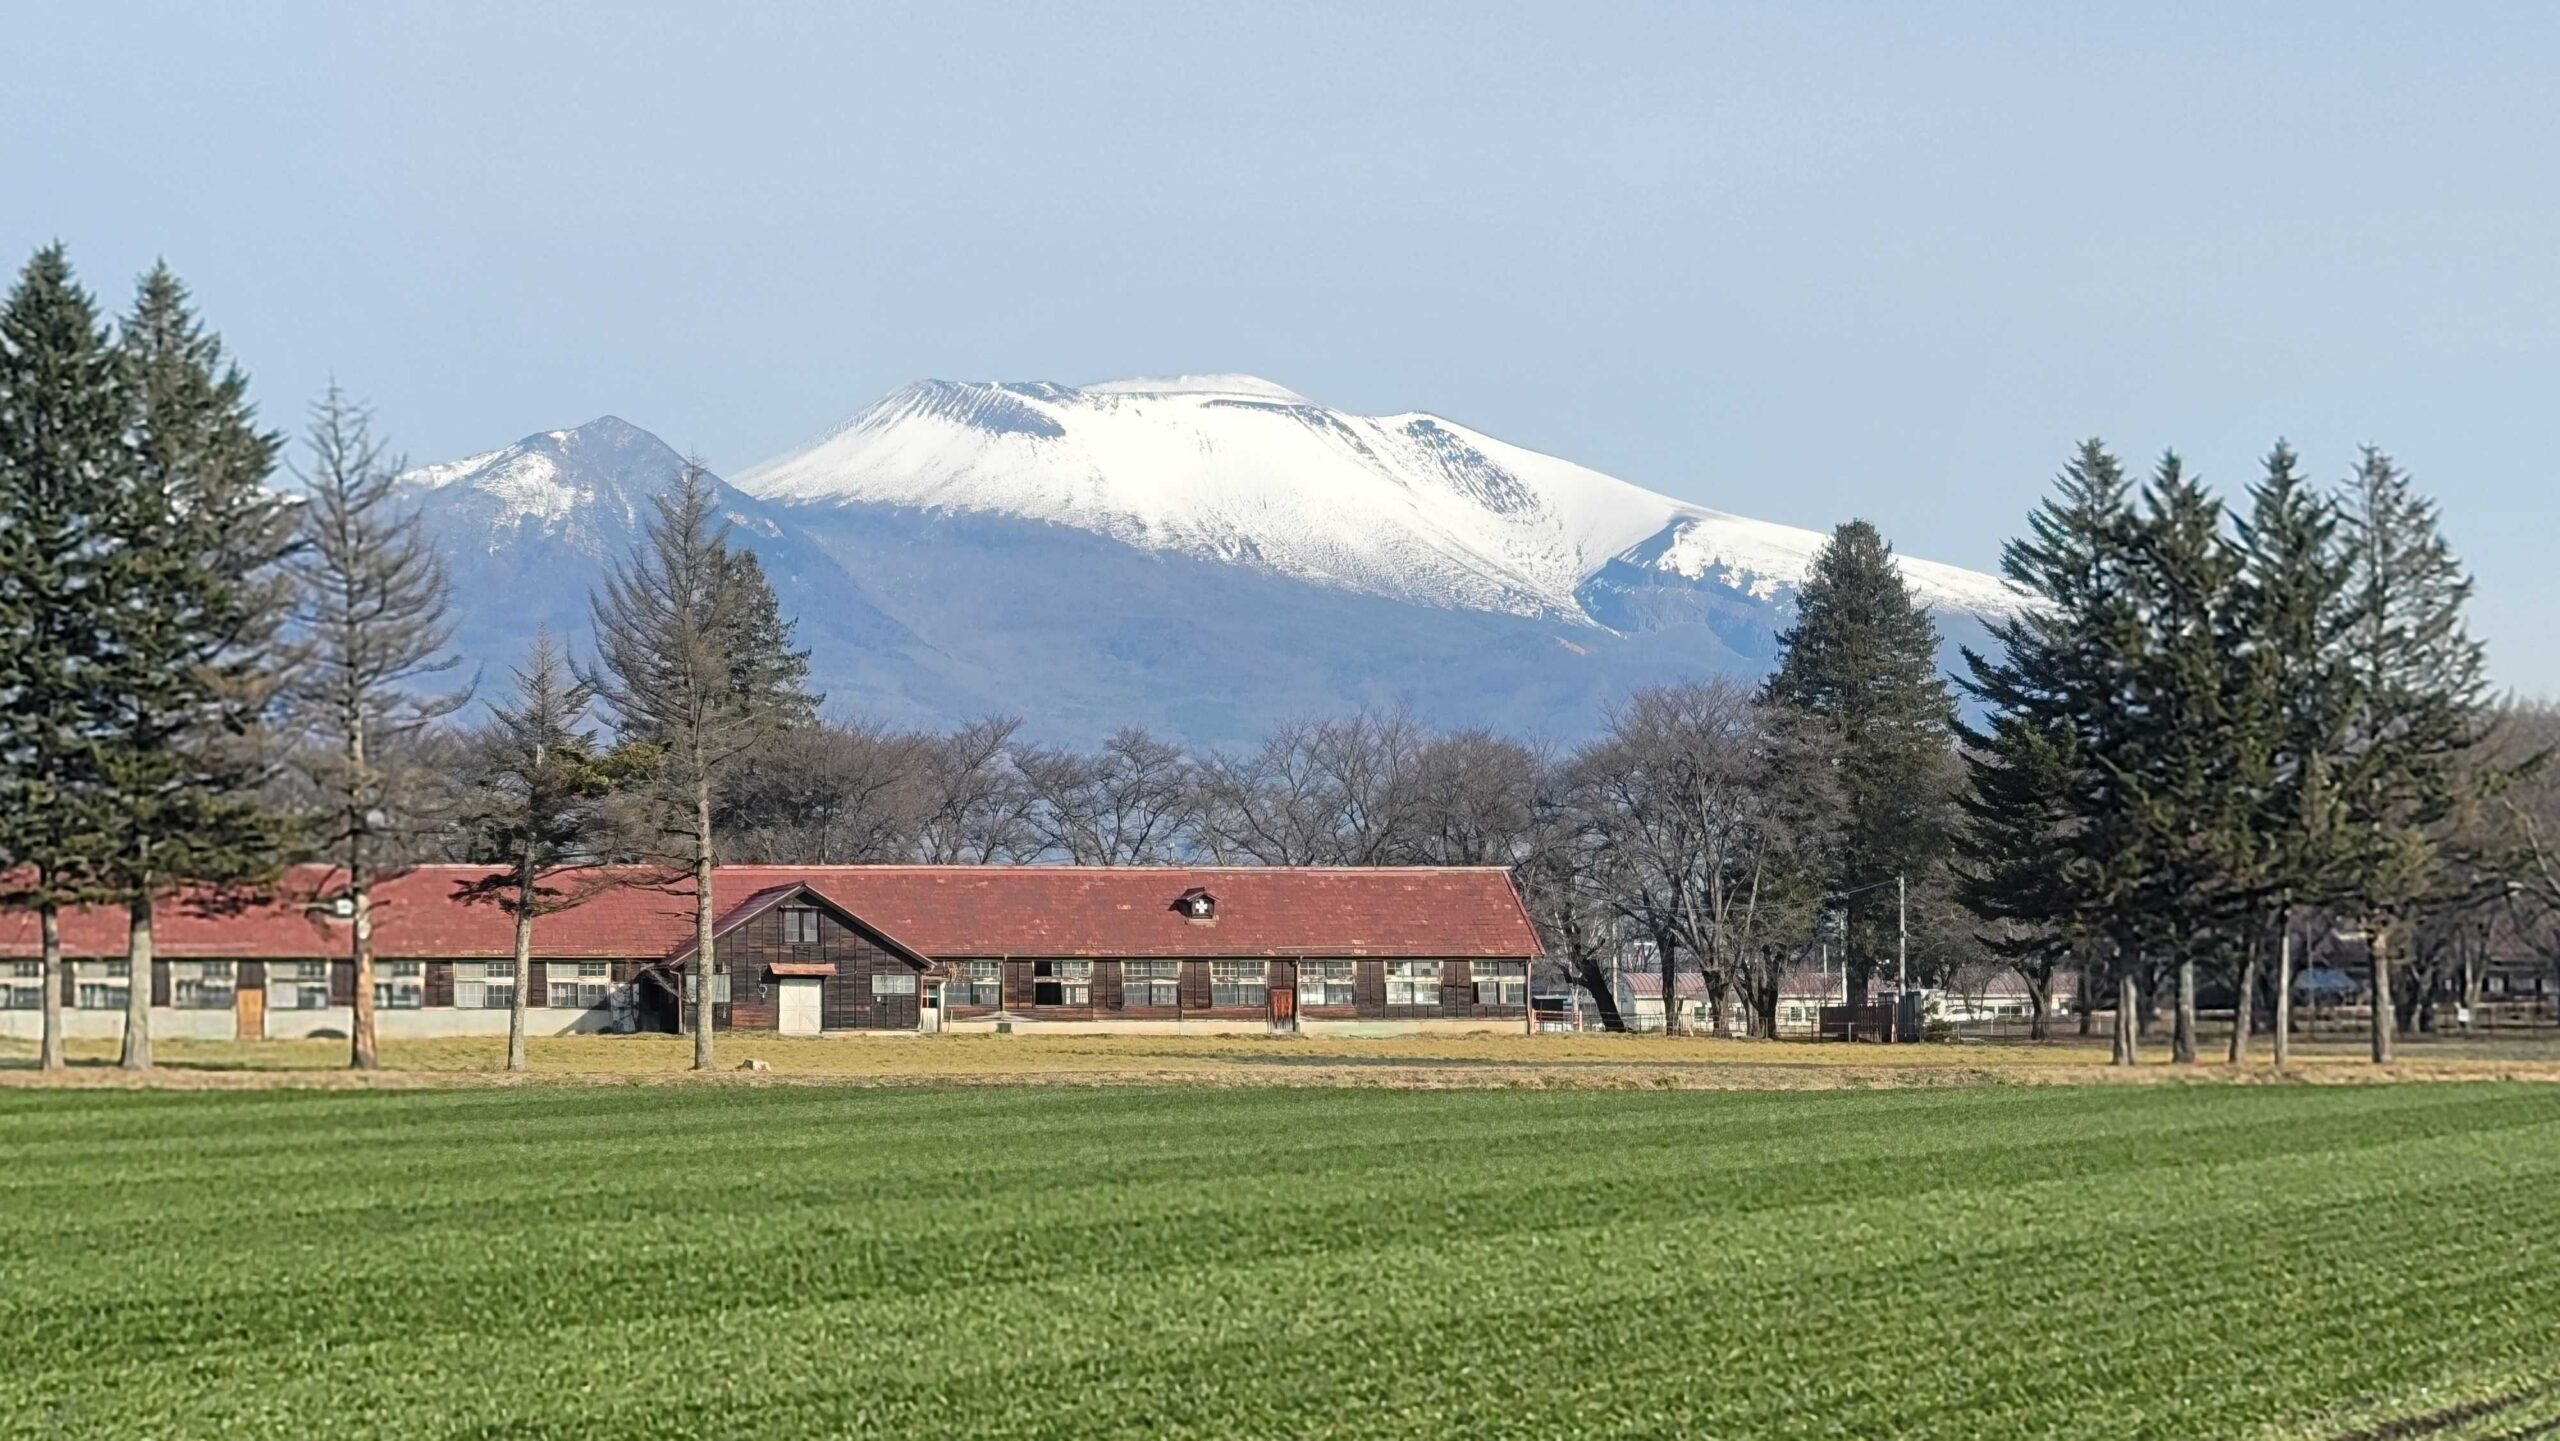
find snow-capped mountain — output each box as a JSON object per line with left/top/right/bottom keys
{"left": 394, "top": 418, "right": 974, "bottom": 728}
{"left": 738, "top": 374, "right": 2017, "bottom": 630}
{"left": 404, "top": 380, "right": 2012, "bottom": 746}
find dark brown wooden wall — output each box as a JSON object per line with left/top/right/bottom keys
{"left": 709, "top": 900, "right": 923, "bottom": 1031}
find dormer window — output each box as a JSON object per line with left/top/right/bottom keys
{"left": 1174, "top": 888, "right": 1217, "bottom": 922}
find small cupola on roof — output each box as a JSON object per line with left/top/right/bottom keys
{"left": 1173, "top": 887, "right": 1217, "bottom": 922}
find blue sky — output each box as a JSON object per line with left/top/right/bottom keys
{"left": 10, "top": 2, "right": 2557, "bottom": 690}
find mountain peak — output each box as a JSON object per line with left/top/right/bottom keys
{"left": 736, "top": 375, "right": 2016, "bottom": 626}
{"left": 1080, "top": 374, "right": 1312, "bottom": 404}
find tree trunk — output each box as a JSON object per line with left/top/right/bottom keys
{"left": 2172, "top": 958, "right": 2198, "bottom": 1064}
{"left": 693, "top": 777, "right": 717, "bottom": 1071}
{"left": 2227, "top": 947, "right": 2259, "bottom": 1065}
{"left": 37, "top": 902, "right": 65, "bottom": 1072}
{"left": 2369, "top": 923, "right": 2395, "bottom": 1065}
{"left": 119, "top": 894, "right": 153, "bottom": 1071}
{"left": 1572, "top": 957, "right": 1627, "bottom": 1032}
{"left": 2461, "top": 946, "right": 2479, "bottom": 1037}
{"left": 2112, "top": 966, "right": 2139, "bottom": 1067}
{"left": 507, "top": 851, "right": 534, "bottom": 1073}
{"left": 2023, "top": 970, "right": 2051, "bottom": 1042}
{"left": 1656, "top": 937, "right": 1682, "bottom": 1037}
{"left": 2076, "top": 954, "right": 2094, "bottom": 1037}
{"left": 349, "top": 859, "right": 379, "bottom": 1070}
{"left": 2272, "top": 927, "right": 2293, "bottom": 1069}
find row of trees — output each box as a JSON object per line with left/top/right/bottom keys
{"left": 5, "top": 242, "right": 2542, "bottom": 1074}
{"left": 0, "top": 248, "right": 816, "bottom": 1073}
{"left": 1959, "top": 441, "right": 2518, "bottom": 1065}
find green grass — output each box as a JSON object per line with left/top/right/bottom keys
{"left": 3, "top": 1085, "right": 2557, "bottom": 1438}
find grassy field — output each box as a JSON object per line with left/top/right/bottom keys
{"left": 10, "top": 1028, "right": 2560, "bottom": 1091}
{"left": 4, "top": 1084, "right": 2559, "bottom": 1438}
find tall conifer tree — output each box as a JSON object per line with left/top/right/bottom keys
{"left": 2227, "top": 442, "right": 2355, "bottom": 1063}
{"left": 2331, "top": 448, "right": 2486, "bottom": 1064}
{"left": 284, "top": 388, "right": 462, "bottom": 1071}
{"left": 591, "top": 462, "right": 815, "bottom": 1069}
{"left": 0, "top": 247, "right": 124, "bottom": 1070}
{"left": 456, "top": 630, "right": 615, "bottom": 1072}
{"left": 1960, "top": 441, "right": 2152, "bottom": 1064}
{"left": 1764, "top": 519, "right": 1955, "bottom": 1000}
{"left": 94, "top": 264, "right": 294, "bottom": 1069}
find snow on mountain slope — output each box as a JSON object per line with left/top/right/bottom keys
{"left": 737, "top": 375, "right": 2018, "bottom": 626}
{"left": 392, "top": 417, "right": 976, "bottom": 729}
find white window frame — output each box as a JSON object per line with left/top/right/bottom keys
{"left": 954, "top": 960, "right": 1001, "bottom": 1008}
{"left": 1387, "top": 960, "right": 1442, "bottom": 1008}
{"left": 1122, "top": 958, "right": 1180, "bottom": 1009}
{"left": 1471, "top": 960, "right": 1526, "bottom": 1008}
{"left": 1032, "top": 960, "right": 1091, "bottom": 1007}
{"left": 1211, "top": 960, "right": 1268, "bottom": 1009}
{"left": 1298, "top": 960, "right": 1356, "bottom": 1008}
{"left": 870, "top": 970, "right": 918, "bottom": 998}
{"left": 779, "top": 906, "right": 822, "bottom": 945}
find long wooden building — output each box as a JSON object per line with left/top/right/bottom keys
{"left": 0, "top": 865, "right": 1542, "bottom": 1039}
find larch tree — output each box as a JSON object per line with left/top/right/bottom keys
{"left": 2330, "top": 448, "right": 2487, "bottom": 1064}
{"left": 283, "top": 387, "right": 462, "bottom": 1071}
{"left": 1763, "top": 519, "right": 1957, "bottom": 1003}
{"left": 590, "top": 461, "right": 814, "bottom": 1070}
{"left": 0, "top": 246, "right": 125, "bottom": 1071}
{"left": 94, "top": 263, "right": 295, "bottom": 1070}
{"left": 455, "top": 629, "right": 616, "bottom": 1072}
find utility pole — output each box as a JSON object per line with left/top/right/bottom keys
{"left": 1897, "top": 874, "right": 1908, "bottom": 993}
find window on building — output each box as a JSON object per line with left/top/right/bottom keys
{"left": 871, "top": 971, "right": 918, "bottom": 997}
{"left": 1471, "top": 960, "right": 1526, "bottom": 1008}
{"left": 1386, "top": 960, "right": 1442, "bottom": 1007}
{"left": 548, "top": 973, "right": 610, "bottom": 1010}
{"left": 370, "top": 960, "right": 423, "bottom": 1010}
{"left": 270, "top": 961, "right": 332, "bottom": 1011}
{"left": 680, "top": 972, "right": 734, "bottom": 1005}
{"left": 1122, "top": 959, "right": 1180, "bottom": 1008}
{"left": 456, "top": 960, "right": 518, "bottom": 1010}
{"left": 1298, "top": 960, "right": 1356, "bottom": 1007}
{"left": 73, "top": 961, "right": 128, "bottom": 1011}
{"left": 1210, "top": 961, "right": 1267, "bottom": 1008}
{"left": 3, "top": 961, "right": 44, "bottom": 1010}
{"left": 1033, "top": 960, "right": 1091, "bottom": 1007}
{"left": 780, "top": 907, "right": 822, "bottom": 945}
{"left": 954, "top": 960, "right": 1001, "bottom": 1008}
{"left": 172, "top": 961, "right": 238, "bottom": 1010}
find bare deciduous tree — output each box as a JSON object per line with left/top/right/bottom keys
{"left": 284, "top": 388, "right": 462, "bottom": 1071}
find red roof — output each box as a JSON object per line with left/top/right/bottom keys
{"left": 0, "top": 865, "right": 1541, "bottom": 963}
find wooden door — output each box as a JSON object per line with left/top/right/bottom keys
{"left": 235, "top": 984, "right": 265, "bottom": 1041}
{"left": 777, "top": 977, "right": 823, "bottom": 1036}
{"left": 1268, "top": 980, "right": 1297, "bottom": 1034}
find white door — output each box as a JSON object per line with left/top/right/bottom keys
{"left": 778, "top": 977, "right": 824, "bottom": 1036}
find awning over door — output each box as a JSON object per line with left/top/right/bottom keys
{"left": 768, "top": 962, "right": 837, "bottom": 978}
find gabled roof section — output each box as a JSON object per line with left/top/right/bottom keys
{"left": 664, "top": 881, "right": 934, "bottom": 970}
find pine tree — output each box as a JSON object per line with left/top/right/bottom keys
{"left": 0, "top": 246, "right": 125, "bottom": 1071}
{"left": 2332, "top": 448, "right": 2486, "bottom": 1064}
{"left": 2115, "top": 453, "right": 2250, "bottom": 1064}
{"left": 455, "top": 630, "right": 616, "bottom": 1071}
{"left": 92, "top": 263, "right": 295, "bottom": 1069}
{"left": 1959, "top": 440, "right": 2153, "bottom": 1065}
{"left": 591, "top": 461, "right": 817, "bottom": 1069}
{"left": 284, "top": 388, "right": 462, "bottom": 1071}
{"left": 2226, "top": 442, "right": 2355, "bottom": 1064}
{"left": 1764, "top": 519, "right": 1956, "bottom": 1001}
